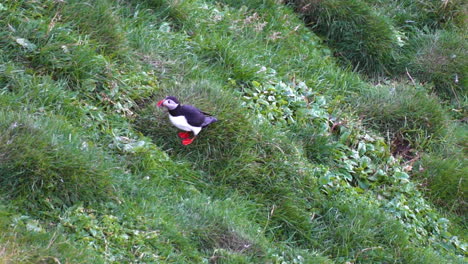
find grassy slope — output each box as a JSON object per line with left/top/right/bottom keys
{"left": 286, "top": 0, "right": 467, "bottom": 217}
{"left": 287, "top": 0, "right": 467, "bottom": 98}
{"left": 0, "top": 0, "right": 466, "bottom": 263}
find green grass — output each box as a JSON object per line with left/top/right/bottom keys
{"left": 362, "top": 0, "right": 468, "bottom": 29}
{"left": 0, "top": 202, "right": 104, "bottom": 263}
{"left": 287, "top": 0, "right": 400, "bottom": 75}
{"left": 350, "top": 82, "right": 466, "bottom": 217}
{"left": 131, "top": 1, "right": 466, "bottom": 260}
{"left": 308, "top": 194, "right": 434, "bottom": 263}
{"left": 406, "top": 29, "right": 467, "bottom": 101}
{"left": 0, "top": 111, "right": 115, "bottom": 212}
{"left": 353, "top": 84, "right": 450, "bottom": 148}
{"left": 61, "top": 0, "right": 126, "bottom": 56}
{"left": 417, "top": 153, "right": 467, "bottom": 215}
{"left": 415, "top": 123, "right": 468, "bottom": 216}
{"left": 0, "top": 0, "right": 466, "bottom": 263}
{"left": 288, "top": 0, "right": 467, "bottom": 101}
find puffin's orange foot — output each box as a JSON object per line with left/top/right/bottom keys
{"left": 178, "top": 132, "right": 191, "bottom": 139}
{"left": 182, "top": 138, "right": 195, "bottom": 145}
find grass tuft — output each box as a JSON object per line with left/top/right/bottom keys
{"left": 0, "top": 111, "right": 114, "bottom": 211}
{"left": 406, "top": 29, "right": 467, "bottom": 101}
{"left": 288, "top": 0, "right": 399, "bottom": 75}
{"left": 353, "top": 84, "right": 450, "bottom": 149}
{"left": 61, "top": 0, "right": 126, "bottom": 56}
{"left": 417, "top": 152, "right": 467, "bottom": 215}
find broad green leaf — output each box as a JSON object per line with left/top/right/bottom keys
{"left": 394, "top": 171, "right": 410, "bottom": 182}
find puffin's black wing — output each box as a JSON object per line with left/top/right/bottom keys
{"left": 201, "top": 116, "right": 218, "bottom": 128}
{"left": 199, "top": 111, "right": 218, "bottom": 127}
{"left": 170, "top": 105, "right": 206, "bottom": 127}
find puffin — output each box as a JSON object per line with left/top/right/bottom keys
{"left": 157, "top": 96, "right": 218, "bottom": 145}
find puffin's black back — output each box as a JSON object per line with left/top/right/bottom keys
{"left": 169, "top": 105, "right": 206, "bottom": 127}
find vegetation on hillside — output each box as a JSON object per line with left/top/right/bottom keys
{"left": 0, "top": 0, "right": 466, "bottom": 263}
{"left": 288, "top": 0, "right": 467, "bottom": 214}
{"left": 288, "top": 0, "right": 467, "bottom": 100}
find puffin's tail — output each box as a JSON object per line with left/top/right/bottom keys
{"left": 202, "top": 116, "right": 218, "bottom": 128}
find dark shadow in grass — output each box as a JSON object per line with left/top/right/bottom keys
{"left": 198, "top": 224, "right": 262, "bottom": 258}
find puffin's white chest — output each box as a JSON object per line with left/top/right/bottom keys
{"left": 169, "top": 115, "right": 202, "bottom": 135}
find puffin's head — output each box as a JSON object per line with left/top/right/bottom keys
{"left": 157, "top": 96, "right": 180, "bottom": 110}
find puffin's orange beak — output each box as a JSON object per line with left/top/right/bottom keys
{"left": 157, "top": 99, "right": 164, "bottom": 107}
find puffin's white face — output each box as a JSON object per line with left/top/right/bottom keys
{"left": 157, "top": 97, "right": 179, "bottom": 110}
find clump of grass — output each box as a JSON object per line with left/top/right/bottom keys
{"left": 310, "top": 194, "right": 465, "bottom": 263}
{"left": 353, "top": 83, "right": 467, "bottom": 216}
{"left": 195, "top": 38, "right": 259, "bottom": 83}
{"left": 413, "top": 0, "right": 468, "bottom": 28}
{"left": 0, "top": 0, "right": 111, "bottom": 88}
{"left": 415, "top": 124, "right": 468, "bottom": 216}
{"left": 172, "top": 198, "right": 265, "bottom": 259}
{"left": 136, "top": 0, "right": 198, "bottom": 29}
{"left": 406, "top": 29, "right": 467, "bottom": 101}
{"left": 0, "top": 111, "right": 114, "bottom": 211}
{"left": 33, "top": 42, "right": 109, "bottom": 89}
{"left": 212, "top": 0, "right": 278, "bottom": 9}
{"left": 416, "top": 152, "right": 467, "bottom": 215}
{"left": 361, "top": 0, "right": 468, "bottom": 30}
{"left": 61, "top": 0, "right": 126, "bottom": 56}
{"left": 290, "top": 124, "right": 338, "bottom": 165}
{"left": 353, "top": 84, "right": 450, "bottom": 150}
{"left": 288, "top": 0, "right": 399, "bottom": 75}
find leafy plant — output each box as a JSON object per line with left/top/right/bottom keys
{"left": 0, "top": 205, "right": 104, "bottom": 264}
{"left": 233, "top": 63, "right": 466, "bottom": 257}
{"left": 242, "top": 79, "right": 308, "bottom": 125}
